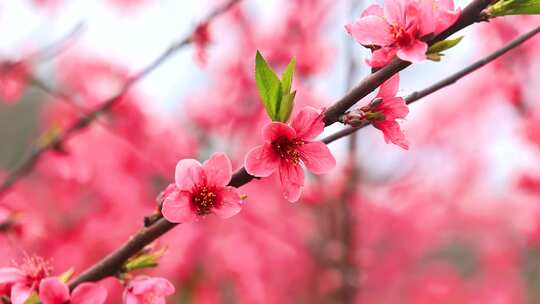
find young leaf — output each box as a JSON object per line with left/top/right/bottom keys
{"left": 281, "top": 58, "right": 296, "bottom": 95}
{"left": 428, "top": 36, "right": 463, "bottom": 55}
{"left": 488, "top": 0, "right": 540, "bottom": 16}
{"left": 255, "top": 51, "right": 282, "bottom": 121}
{"left": 277, "top": 91, "right": 296, "bottom": 123}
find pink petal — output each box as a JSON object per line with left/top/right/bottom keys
{"left": 174, "top": 159, "right": 204, "bottom": 192}
{"left": 71, "top": 283, "right": 108, "bottom": 304}
{"left": 161, "top": 190, "right": 197, "bottom": 223}
{"left": 379, "top": 97, "right": 408, "bottom": 120}
{"left": 299, "top": 142, "right": 336, "bottom": 174}
{"left": 396, "top": 40, "right": 428, "bottom": 63}
{"left": 11, "top": 283, "right": 32, "bottom": 304}
{"left": 376, "top": 74, "right": 400, "bottom": 99}
{"left": 202, "top": 153, "right": 232, "bottom": 187}
{"left": 345, "top": 16, "right": 394, "bottom": 46}
{"left": 123, "top": 293, "right": 141, "bottom": 304}
{"left": 384, "top": 0, "right": 405, "bottom": 25}
{"left": 361, "top": 4, "right": 384, "bottom": 17}
{"left": 435, "top": 7, "right": 461, "bottom": 34}
{"left": 373, "top": 120, "right": 409, "bottom": 149}
{"left": 39, "top": 278, "right": 70, "bottom": 304}
{"left": 291, "top": 106, "right": 325, "bottom": 140}
{"left": 244, "top": 144, "right": 280, "bottom": 177}
{"left": 279, "top": 162, "right": 305, "bottom": 202}
{"left": 366, "top": 47, "right": 397, "bottom": 68}
{"left": 416, "top": 0, "right": 437, "bottom": 36}
{"left": 214, "top": 186, "right": 242, "bottom": 219}
{"left": 129, "top": 277, "right": 175, "bottom": 297}
{"left": 263, "top": 122, "right": 296, "bottom": 142}
{"left": 0, "top": 267, "right": 25, "bottom": 285}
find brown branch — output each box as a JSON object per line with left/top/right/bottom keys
{"left": 67, "top": 0, "right": 500, "bottom": 289}
{"left": 322, "top": 25, "right": 540, "bottom": 145}
{"left": 0, "top": 0, "right": 241, "bottom": 197}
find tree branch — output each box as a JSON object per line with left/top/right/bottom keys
{"left": 322, "top": 0, "right": 497, "bottom": 126}
{"left": 321, "top": 25, "right": 540, "bottom": 145}
{"left": 0, "top": 0, "right": 242, "bottom": 197}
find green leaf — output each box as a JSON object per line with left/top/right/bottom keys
{"left": 428, "top": 36, "right": 463, "bottom": 55}
{"left": 255, "top": 51, "right": 282, "bottom": 121}
{"left": 281, "top": 58, "right": 296, "bottom": 95}
{"left": 488, "top": 0, "right": 540, "bottom": 16}
{"left": 277, "top": 91, "right": 296, "bottom": 123}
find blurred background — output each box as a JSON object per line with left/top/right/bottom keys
{"left": 1, "top": 0, "right": 540, "bottom": 303}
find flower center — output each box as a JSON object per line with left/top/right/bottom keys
{"left": 272, "top": 137, "right": 305, "bottom": 164}
{"left": 192, "top": 186, "right": 217, "bottom": 216}
{"left": 390, "top": 24, "right": 412, "bottom": 47}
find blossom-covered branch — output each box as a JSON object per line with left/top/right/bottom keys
{"left": 0, "top": 0, "right": 242, "bottom": 197}
{"left": 63, "top": 0, "right": 516, "bottom": 289}
{"left": 322, "top": 24, "right": 540, "bottom": 144}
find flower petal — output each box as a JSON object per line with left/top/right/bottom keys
{"left": 71, "top": 283, "right": 108, "bottom": 304}
{"left": 0, "top": 267, "right": 25, "bottom": 285}
{"left": 175, "top": 159, "right": 204, "bottom": 192}
{"left": 373, "top": 120, "right": 409, "bottom": 149}
{"left": 361, "top": 4, "right": 384, "bottom": 17}
{"left": 279, "top": 162, "right": 305, "bottom": 202}
{"left": 299, "top": 142, "right": 336, "bottom": 174}
{"left": 345, "top": 16, "right": 394, "bottom": 46}
{"left": 202, "top": 153, "right": 232, "bottom": 187}
{"left": 366, "top": 47, "right": 397, "bottom": 68}
{"left": 263, "top": 122, "right": 296, "bottom": 142}
{"left": 11, "top": 283, "right": 32, "bottom": 304}
{"left": 384, "top": 0, "right": 405, "bottom": 24}
{"left": 39, "top": 278, "right": 70, "bottom": 304}
{"left": 396, "top": 40, "right": 427, "bottom": 63}
{"left": 161, "top": 190, "right": 197, "bottom": 223}
{"left": 244, "top": 144, "right": 280, "bottom": 177}
{"left": 291, "top": 106, "right": 325, "bottom": 140}
{"left": 214, "top": 186, "right": 242, "bottom": 219}
{"left": 378, "top": 96, "right": 408, "bottom": 120}
{"left": 376, "top": 74, "right": 400, "bottom": 100}
{"left": 129, "top": 277, "right": 175, "bottom": 297}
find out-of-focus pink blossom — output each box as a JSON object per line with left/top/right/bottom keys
{"left": 0, "top": 60, "right": 30, "bottom": 104}
{"left": 122, "top": 276, "right": 174, "bottom": 304}
{"left": 161, "top": 153, "right": 242, "bottom": 222}
{"left": 193, "top": 22, "right": 211, "bottom": 66}
{"left": 39, "top": 277, "right": 107, "bottom": 304}
{"left": 346, "top": 0, "right": 460, "bottom": 66}
{"left": 245, "top": 106, "right": 336, "bottom": 202}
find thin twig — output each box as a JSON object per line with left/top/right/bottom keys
{"left": 0, "top": 0, "right": 241, "bottom": 197}
{"left": 321, "top": 25, "right": 540, "bottom": 145}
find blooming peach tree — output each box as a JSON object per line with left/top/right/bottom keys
{"left": 0, "top": 0, "right": 539, "bottom": 303}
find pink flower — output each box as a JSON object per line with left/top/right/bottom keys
{"left": 245, "top": 106, "right": 336, "bottom": 202}
{"left": 39, "top": 277, "right": 107, "bottom": 304}
{"left": 161, "top": 153, "right": 243, "bottom": 223}
{"left": 0, "top": 60, "right": 29, "bottom": 103}
{"left": 123, "top": 276, "right": 175, "bottom": 304}
{"left": 343, "top": 74, "right": 409, "bottom": 149}
{"left": 345, "top": 0, "right": 460, "bottom": 66}
{"left": 371, "top": 75, "right": 409, "bottom": 149}
{"left": 0, "top": 257, "right": 51, "bottom": 304}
